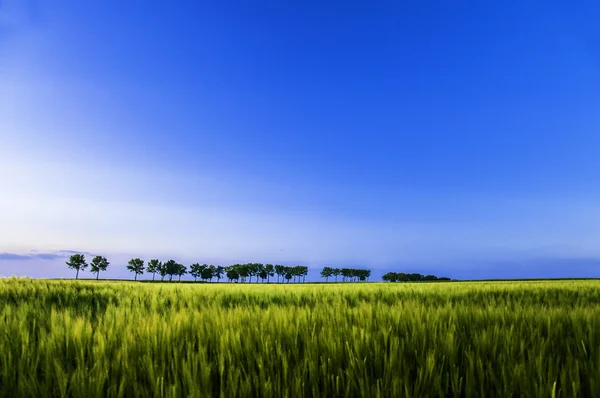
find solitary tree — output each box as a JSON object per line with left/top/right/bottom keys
{"left": 66, "top": 254, "right": 87, "bottom": 279}
{"left": 127, "top": 258, "right": 145, "bottom": 281}
{"left": 90, "top": 255, "right": 109, "bottom": 280}
{"left": 146, "top": 259, "right": 162, "bottom": 281}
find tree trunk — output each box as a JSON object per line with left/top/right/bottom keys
{"left": 96, "top": 272, "right": 99, "bottom": 280}
{"left": 76, "top": 268, "right": 80, "bottom": 279}
{"left": 153, "top": 273, "right": 156, "bottom": 281}
{"left": 135, "top": 273, "right": 137, "bottom": 281}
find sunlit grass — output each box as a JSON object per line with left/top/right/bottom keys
{"left": 1, "top": 278, "right": 599, "bottom": 397}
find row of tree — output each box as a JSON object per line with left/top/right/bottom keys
{"left": 66, "top": 254, "right": 311, "bottom": 283}
{"left": 224, "top": 264, "right": 308, "bottom": 283}
{"left": 67, "top": 254, "right": 449, "bottom": 283}
{"left": 319, "top": 267, "right": 371, "bottom": 282}
{"left": 381, "top": 272, "right": 451, "bottom": 282}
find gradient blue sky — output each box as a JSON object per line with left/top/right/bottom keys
{"left": 2, "top": 0, "right": 600, "bottom": 280}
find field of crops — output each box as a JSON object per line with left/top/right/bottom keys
{"left": 1, "top": 279, "right": 599, "bottom": 397}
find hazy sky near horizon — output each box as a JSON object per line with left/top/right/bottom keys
{"left": 2, "top": 0, "right": 600, "bottom": 280}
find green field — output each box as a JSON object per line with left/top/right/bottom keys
{"left": 1, "top": 279, "right": 599, "bottom": 397}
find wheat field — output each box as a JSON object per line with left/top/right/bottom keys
{"left": 1, "top": 278, "right": 599, "bottom": 397}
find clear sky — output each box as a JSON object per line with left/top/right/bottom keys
{"left": 2, "top": 0, "right": 600, "bottom": 280}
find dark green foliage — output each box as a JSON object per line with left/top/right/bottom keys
{"left": 89, "top": 256, "right": 109, "bottom": 280}
{"left": 164, "top": 260, "right": 178, "bottom": 281}
{"left": 66, "top": 254, "right": 87, "bottom": 279}
{"left": 320, "top": 267, "right": 370, "bottom": 282}
{"left": 320, "top": 266, "right": 334, "bottom": 282}
{"left": 126, "top": 258, "right": 145, "bottom": 281}
{"left": 189, "top": 263, "right": 203, "bottom": 281}
{"left": 226, "top": 267, "right": 239, "bottom": 282}
{"left": 382, "top": 272, "right": 450, "bottom": 282}
{"left": 200, "top": 265, "right": 213, "bottom": 281}
{"left": 176, "top": 263, "right": 187, "bottom": 281}
{"left": 264, "top": 264, "right": 274, "bottom": 283}
{"left": 146, "top": 259, "right": 161, "bottom": 281}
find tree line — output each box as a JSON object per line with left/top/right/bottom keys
{"left": 319, "top": 267, "right": 371, "bottom": 282}
{"left": 66, "top": 254, "right": 310, "bottom": 283}
{"left": 381, "top": 272, "right": 451, "bottom": 282}
{"left": 67, "top": 254, "right": 449, "bottom": 283}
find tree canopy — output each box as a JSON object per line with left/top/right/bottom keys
{"left": 90, "top": 256, "right": 109, "bottom": 280}
{"left": 127, "top": 258, "right": 145, "bottom": 281}
{"left": 66, "top": 254, "right": 87, "bottom": 279}
{"left": 382, "top": 272, "right": 451, "bottom": 282}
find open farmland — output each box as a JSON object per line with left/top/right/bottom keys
{"left": 1, "top": 279, "right": 599, "bottom": 397}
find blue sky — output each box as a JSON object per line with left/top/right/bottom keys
{"left": 2, "top": 0, "right": 600, "bottom": 280}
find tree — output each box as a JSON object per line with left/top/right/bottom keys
{"left": 127, "top": 258, "right": 145, "bottom": 281}
{"left": 147, "top": 259, "right": 162, "bottom": 281}
{"left": 382, "top": 272, "right": 398, "bottom": 282}
{"left": 359, "top": 269, "right": 371, "bottom": 281}
{"left": 255, "top": 263, "right": 265, "bottom": 283}
{"left": 265, "top": 264, "right": 274, "bottom": 283}
{"left": 189, "top": 263, "right": 202, "bottom": 281}
{"left": 320, "top": 267, "right": 334, "bottom": 282}
{"left": 381, "top": 271, "right": 450, "bottom": 282}
{"left": 332, "top": 268, "right": 341, "bottom": 282}
{"left": 275, "top": 265, "right": 284, "bottom": 283}
{"left": 164, "top": 260, "right": 178, "bottom": 281}
{"left": 90, "top": 255, "right": 109, "bottom": 280}
{"left": 300, "top": 265, "right": 308, "bottom": 283}
{"left": 201, "top": 266, "right": 213, "bottom": 282}
{"left": 285, "top": 272, "right": 292, "bottom": 283}
{"left": 176, "top": 263, "right": 187, "bottom": 281}
{"left": 246, "top": 263, "right": 258, "bottom": 283}
{"left": 238, "top": 264, "right": 250, "bottom": 283}
{"left": 208, "top": 265, "right": 217, "bottom": 282}
{"left": 226, "top": 266, "right": 239, "bottom": 283}
{"left": 341, "top": 268, "right": 351, "bottom": 282}
{"left": 66, "top": 254, "right": 88, "bottom": 279}
{"left": 157, "top": 261, "right": 168, "bottom": 281}
{"left": 215, "top": 266, "right": 224, "bottom": 282}
{"left": 259, "top": 269, "right": 268, "bottom": 282}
